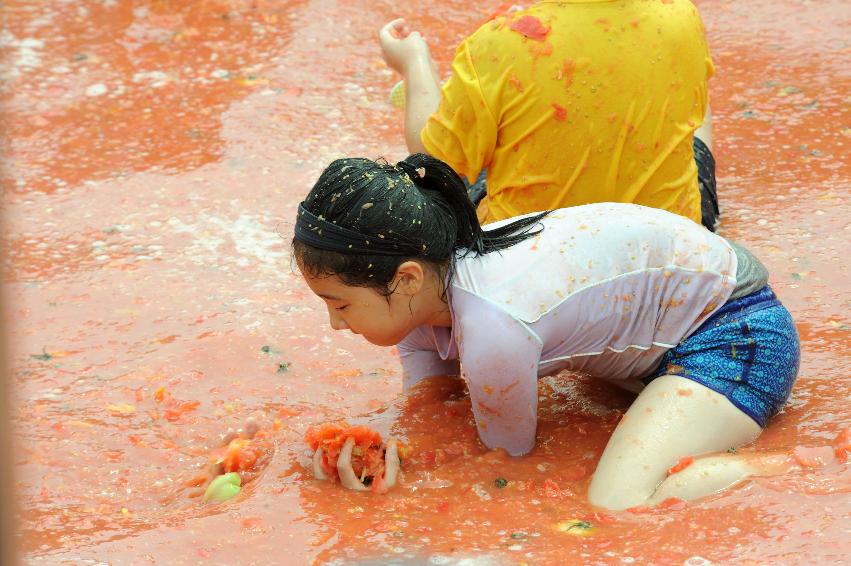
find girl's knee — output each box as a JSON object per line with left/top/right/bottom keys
{"left": 587, "top": 473, "right": 653, "bottom": 511}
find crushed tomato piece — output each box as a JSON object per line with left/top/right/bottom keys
{"left": 214, "top": 438, "right": 263, "bottom": 473}
{"left": 832, "top": 427, "right": 851, "bottom": 461}
{"left": 509, "top": 15, "right": 551, "bottom": 41}
{"left": 666, "top": 456, "right": 695, "bottom": 475}
{"left": 304, "top": 423, "right": 404, "bottom": 482}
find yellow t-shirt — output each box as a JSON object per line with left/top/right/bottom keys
{"left": 421, "top": 0, "right": 714, "bottom": 224}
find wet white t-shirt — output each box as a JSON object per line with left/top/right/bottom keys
{"left": 398, "top": 203, "right": 738, "bottom": 456}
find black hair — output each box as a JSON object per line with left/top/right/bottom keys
{"left": 293, "top": 153, "right": 549, "bottom": 297}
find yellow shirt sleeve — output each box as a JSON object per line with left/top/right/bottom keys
{"left": 421, "top": 40, "right": 498, "bottom": 183}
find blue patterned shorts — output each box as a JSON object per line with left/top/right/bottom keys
{"left": 646, "top": 286, "right": 800, "bottom": 427}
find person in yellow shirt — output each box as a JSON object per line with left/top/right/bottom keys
{"left": 379, "top": 1, "right": 719, "bottom": 230}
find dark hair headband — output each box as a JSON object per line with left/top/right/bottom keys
{"left": 294, "top": 203, "right": 413, "bottom": 256}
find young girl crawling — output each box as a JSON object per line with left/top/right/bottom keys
{"left": 292, "top": 153, "right": 801, "bottom": 510}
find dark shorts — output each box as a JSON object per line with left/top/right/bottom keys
{"left": 465, "top": 169, "right": 488, "bottom": 207}
{"left": 644, "top": 286, "right": 800, "bottom": 428}
{"left": 465, "top": 137, "right": 720, "bottom": 231}
{"left": 694, "top": 136, "right": 720, "bottom": 231}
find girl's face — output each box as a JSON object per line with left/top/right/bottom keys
{"left": 300, "top": 264, "right": 432, "bottom": 347}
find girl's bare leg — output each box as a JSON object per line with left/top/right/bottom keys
{"left": 588, "top": 374, "right": 762, "bottom": 510}
{"left": 647, "top": 451, "right": 797, "bottom": 504}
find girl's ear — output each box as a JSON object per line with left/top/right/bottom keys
{"left": 393, "top": 261, "right": 426, "bottom": 296}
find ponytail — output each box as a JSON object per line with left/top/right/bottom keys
{"left": 293, "top": 153, "right": 548, "bottom": 296}
{"left": 395, "top": 154, "right": 485, "bottom": 255}
{"left": 397, "top": 153, "right": 549, "bottom": 256}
